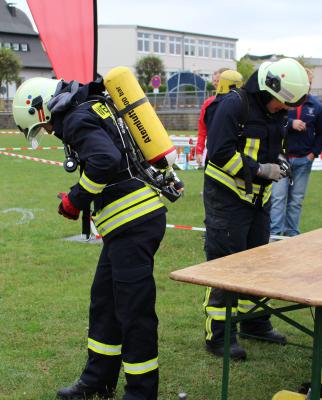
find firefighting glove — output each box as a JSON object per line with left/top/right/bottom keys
{"left": 58, "top": 192, "right": 80, "bottom": 220}
{"left": 257, "top": 163, "right": 286, "bottom": 181}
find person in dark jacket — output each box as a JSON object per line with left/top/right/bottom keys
{"left": 203, "top": 58, "right": 310, "bottom": 361}
{"left": 270, "top": 68, "right": 322, "bottom": 237}
{"left": 12, "top": 77, "right": 171, "bottom": 400}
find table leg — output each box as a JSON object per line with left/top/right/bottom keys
{"left": 311, "top": 306, "right": 322, "bottom": 400}
{"left": 221, "top": 291, "right": 232, "bottom": 400}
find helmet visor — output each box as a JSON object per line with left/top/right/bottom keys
{"left": 28, "top": 124, "right": 47, "bottom": 149}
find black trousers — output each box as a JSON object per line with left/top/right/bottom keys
{"left": 203, "top": 179, "right": 272, "bottom": 346}
{"left": 81, "top": 214, "right": 166, "bottom": 400}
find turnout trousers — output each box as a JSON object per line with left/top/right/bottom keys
{"left": 80, "top": 214, "right": 166, "bottom": 400}
{"left": 203, "top": 178, "right": 272, "bottom": 346}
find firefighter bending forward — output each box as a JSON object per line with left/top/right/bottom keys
{"left": 203, "top": 58, "right": 310, "bottom": 361}
{"left": 12, "top": 77, "right": 168, "bottom": 399}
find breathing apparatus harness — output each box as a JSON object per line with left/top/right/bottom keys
{"left": 62, "top": 94, "right": 183, "bottom": 203}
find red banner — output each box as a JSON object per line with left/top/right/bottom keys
{"left": 27, "top": 0, "right": 97, "bottom": 83}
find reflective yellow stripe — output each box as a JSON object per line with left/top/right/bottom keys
{"left": 123, "top": 357, "right": 158, "bottom": 375}
{"left": 97, "top": 197, "right": 163, "bottom": 237}
{"left": 93, "top": 186, "right": 156, "bottom": 225}
{"left": 203, "top": 287, "right": 212, "bottom": 308}
{"left": 205, "top": 316, "right": 213, "bottom": 341}
{"left": 238, "top": 298, "right": 270, "bottom": 314}
{"left": 92, "top": 186, "right": 164, "bottom": 237}
{"left": 262, "top": 184, "right": 272, "bottom": 204}
{"left": 79, "top": 172, "right": 106, "bottom": 194}
{"left": 205, "top": 306, "right": 238, "bottom": 320}
{"left": 222, "top": 152, "right": 243, "bottom": 175}
{"left": 244, "top": 138, "right": 260, "bottom": 160}
{"left": 88, "top": 338, "right": 121, "bottom": 356}
{"left": 205, "top": 162, "right": 271, "bottom": 205}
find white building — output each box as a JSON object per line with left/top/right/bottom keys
{"left": 98, "top": 25, "right": 238, "bottom": 82}
{"left": 0, "top": 0, "right": 53, "bottom": 100}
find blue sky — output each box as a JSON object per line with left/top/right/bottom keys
{"left": 14, "top": 0, "right": 322, "bottom": 60}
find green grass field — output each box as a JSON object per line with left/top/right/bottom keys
{"left": 1, "top": 132, "right": 322, "bottom": 400}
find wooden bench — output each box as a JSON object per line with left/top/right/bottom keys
{"left": 170, "top": 228, "right": 322, "bottom": 400}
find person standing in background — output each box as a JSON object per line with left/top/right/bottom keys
{"left": 196, "top": 68, "right": 229, "bottom": 167}
{"left": 270, "top": 68, "right": 322, "bottom": 237}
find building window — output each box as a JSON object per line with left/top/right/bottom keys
{"left": 198, "top": 40, "right": 210, "bottom": 57}
{"left": 4, "top": 42, "right": 11, "bottom": 49}
{"left": 211, "top": 41, "right": 226, "bottom": 59}
{"left": 217, "top": 42, "right": 223, "bottom": 59}
{"left": 137, "top": 32, "right": 150, "bottom": 52}
{"left": 184, "top": 38, "right": 195, "bottom": 56}
{"left": 12, "top": 43, "right": 19, "bottom": 51}
{"left": 20, "top": 43, "right": 29, "bottom": 52}
{"left": 153, "top": 34, "right": 166, "bottom": 54}
{"left": 169, "top": 36, "right": 182, "bottom": 55}
{"left": 229, "top": 43, "right": 235, "bottom": 59}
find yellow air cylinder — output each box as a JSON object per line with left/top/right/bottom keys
{"left": 272, "top": 390, "right": 312, "bottom": 400}
{"left": 104, "top": 66, "right": 177, "bottom": 169}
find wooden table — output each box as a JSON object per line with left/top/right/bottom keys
{"left": 170, "top": 228, "right": 322, "bottom": 400}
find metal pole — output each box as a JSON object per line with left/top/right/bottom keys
{"left": 221, "top": 291, "right": 232, "bottom": 400}
{"left": 310, "top": 306, "right": 322, "bottom": 400}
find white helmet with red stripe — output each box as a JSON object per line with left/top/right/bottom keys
{"left": 12, "top": 77, "right": 60, "bottom": 148}
{"left": 258, "top": 58, "right": 309, "bottom": 107}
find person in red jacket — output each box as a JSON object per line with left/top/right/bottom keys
{"left": 196, "top": 69, "right": 243, "bottom": 167}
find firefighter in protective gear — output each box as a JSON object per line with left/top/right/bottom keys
{"left": 196, "top": 70, "right": 243, "bottom": 167}
{"left": 203, "top": 58, "right": 309, "bottom": 361}
{"left": 215, "top": 70, "right": 243, "bottom": 95}
{"left": 12, "top": 77, "right": 168, "bottom": 400}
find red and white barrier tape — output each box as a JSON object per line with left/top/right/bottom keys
{"left": 0, "top": 146, "right": 63, "bottom": 151}
{"left": 90, "top": 219, "right": 205, "bottom": 239}
{"left": 0, "top": 130, "right": 20, "bottom": 134}
{"left": 166, "top": 224, "right": 205, "bottom": 232}
{"left": 0, "top": 151, "right": 63, "bottom": 166}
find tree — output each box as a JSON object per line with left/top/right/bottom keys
{"left": 237, "top": 57, "right": 255, "bottom": 83}
{"left": 296, "top": 55, "right": 314, "bottom": 70}
{"left": 0, "top": 48, "right": 21, "bottom": 96}
{"left": 135, "top": 56, "right": 165, "bottom": 90}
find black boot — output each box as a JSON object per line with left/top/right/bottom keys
{"left": 206, "top": 320, "right": 246, "bottom": 361}
{"left": 57, "top": 379, "right": 114, "bottom": 399}
{"left": 206, "top": 341, "right": 247, "bottom": 361}
{"left": 298, "top": 382, "right": 322, "bottom": 397}
{"left": 239, "top": 329, "right": 287, "bottom": 345}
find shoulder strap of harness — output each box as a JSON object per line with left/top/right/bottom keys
{"left": 231, "top": 88, "right": 253, "bottom": 195}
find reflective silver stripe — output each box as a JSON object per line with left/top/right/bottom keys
{"left": 235, "top": 177, "right": 262, "bottom": 194}
{"left": 206, "top": 306, "right": 238, "bottom": 320}
{"left": 206, "top": 164, "right": 254, "bottom": 202}
{"left": 79, "top": 172, "right": 106, "bottom": 194}
{"left": 222, "top": 153, "right": 243, "bottom": 175}
{"left": 93, "top": 186, "right": 156, "bottom": 225}
{"left": 244, "top": 138, "right": 260, "bottom": 160}
{"left": 123, "top": 357, "right": 158, "bottom": 375}
{"left": 279, "top": 86, "right": 294, "bottom": 101}
{"left": 207, "top": 311, "right": 238, "bottom": 317}
{"left": 206, "top": 163, "right": 271, "bottom": 205}
{"left": 88, "top": 338, "right": 121, "bottom": 356}
{"left": 238, "top": 303, "right": 256, "bottom": 311}
{"left": 96, "top": 197, "right": 163, "bottom": 237}
{"left": 238, "top": 298, "right": 270, "bottom": 313}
